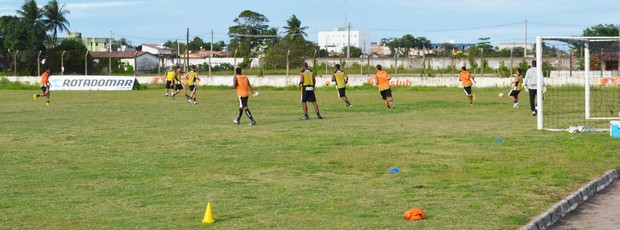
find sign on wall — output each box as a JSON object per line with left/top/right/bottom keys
{"left": 50, "top": 76, "right": 135, "bottom": 91}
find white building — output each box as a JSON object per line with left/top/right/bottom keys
{"left": 318, "top": 28, "right": 371, "bottom": 56}
{"left": 498, "top": 42, "right": 533, "bottom": 51}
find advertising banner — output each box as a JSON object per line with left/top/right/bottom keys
{"left": 50, "top": 76, "right": 135, "bottom": 90}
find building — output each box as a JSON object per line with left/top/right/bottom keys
{"left": 66, "top": 32, "right": 112, "bottom": 52}
{"left": 139, "top": 44, "right": 174, "bottom": 56}
{"left": 498, "top": 42, "right": 534, "bottom": 51}
{"left": 318, "top": 28, "right": 371, "bottom": 56}
{"left": 370, "top": 42, "right": 391, "bottom": 57}
{"left": 90, "top": 51, "right": 158, "bottom": 74}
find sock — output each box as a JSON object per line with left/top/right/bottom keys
{"left": 237, "top": 109, "right": 243, "bottom": 120}
{"left": 245, "top": 109, "right": 254, "bottom": 120}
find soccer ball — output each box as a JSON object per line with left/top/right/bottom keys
{"left": 499, "top": 93, "right": 504, "bottom": 97}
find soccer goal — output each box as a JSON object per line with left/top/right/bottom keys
{"left": 536, "top": 36, "right": 620, "bottom": 131}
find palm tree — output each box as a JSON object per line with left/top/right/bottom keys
{"left": 282, "top": 15, "right": 308, "bottom": 40}
{"left": 16, "top": 0, "right": 43, "bottom": 26}
{"left": 42, "top": 0, "right": 70, "bottom": 44}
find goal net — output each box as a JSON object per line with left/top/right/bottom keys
{"left": 537, "top": 36, "right": 620, "bottom": 131}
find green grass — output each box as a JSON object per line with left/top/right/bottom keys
{"left": 1, "top": 87, "right": 619, "bottom": 229}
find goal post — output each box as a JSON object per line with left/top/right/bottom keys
{"left": 536, "top": 36, "right": 620, "bottom": 131}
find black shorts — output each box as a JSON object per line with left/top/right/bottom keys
{"left": 301, "top": 86, "right": 316, "bottom": 102}
{"left": 41, "top": 86, "right": 49, "bottom": 93}
{"left": 189, "top": 85, "right": 196, "bottom": 92}
{"left": 338, "top": 87, "right": 346, "bottom": 97}
{"left": 166, "top": 80, "right": 173, "bottom": 89}
{"left": 379, "top": 89, "right": 392, "bottom": 100}
{"left": 463, "top": 86, "right": 472, "bottom": 95}
{"left": 509, "top": 89, "right": 521, "bottom": 97}
{"left": 175, "top": 84, "right": 184, "bottom": 90}
{"left": 238, "top": 96, "right": 249, "bottom": 108}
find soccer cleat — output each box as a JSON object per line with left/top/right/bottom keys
{"left": 532, "top": 111, "right": 536, "bottom": 116}
{"left": 165, "top": 93, "right": 168, "bottom": 97}
{"left": 317, "top": 114, "right": 323, "bottom": 119}
{"left": 187, "top": 98, "right": 192, "bottom": 104}
{"left": 46, "top": 102, "right": 50, "bottom": 106}
{"left": 389, "top": 101, "right": 396, "bottom": 108}
{"left": 302, "top": 115, "right": 309, "bottom": 120}
{"left": 233, "top": 119, "right": 240, "bottom": 124}
{"left": 193, "top": 101, "right": 197, "bottom": 105}
{"left": 346, "top": 102, "right": 351, "bottom": 107}
{"left": 249, "top": 120, "right": 256, "bottom": 126}
{"left": 33, "top": 94, "right": 37, "bottom": 101}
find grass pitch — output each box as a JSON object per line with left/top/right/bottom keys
{"left": 1, "top": 86, "right": 619, "bottom": 229}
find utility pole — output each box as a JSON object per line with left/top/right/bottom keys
{"left": 347, "top": 23, "right": 351, "bottom": 59}
{"left": 524, "top": 19, "right": 528, "bottom": 58}
{"left": 510, "top": 45, "right": 514, "bottom": 76}
{"left": 109, "top": 31, "right": 113, "bottom": 75}
{"left": 480, "top": 48, "right": 484, "bottom": 77}
{"left": 186, "top": 28, "right": 190, "bottom": 72}
{"left": 209, "top": 30, "right": 213, "bottom": 77}
{"left": 85, "top": 51, "right": 89, "bottom": 76}
{"left": 37, "top": 50, "right": 42, "bottom": 75}
{"left": 617, "top": 24, "right": 620, "bottom": 74}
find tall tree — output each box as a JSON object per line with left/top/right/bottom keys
{"left": 42, "top": 0, "right": 70, "bottom": 44}
{"left": 228, "top": 10, "right": 271, "bottom": 60}
{"left": 282, "top": 15, "right": 308, "bottom": 40}
{"left": 380, "top": 34, "right": 432, "bottom": 57}
{"left": 0, "top": 15, "right": 46, "bottom": 75}
{"left": 16, "top": 0, "right": 43, "bottom": 27}
{"left": 582, "top": 24, "right": 619, "bottom": 36}
{"left": 188, "top": 36, "right": 206, "bottom": 51}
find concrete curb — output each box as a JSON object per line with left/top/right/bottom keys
{"left": 521, "top": 169, "right": 619, "bottom": 230}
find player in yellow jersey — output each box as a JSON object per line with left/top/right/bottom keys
{"left": 299, "top": 62, "right": 322, "bottom": 120}
{"left": 331, "top": 64, "right": 351, "bottom": 107}
{"left": 34, "top": 68, "right": 51, "bottom": 105}
{"left": 172, "top": 67, "right": 187, "bottom": 100}
{"left": 232, "top": 67, "right": 257, "bottom": 125}
{"left": 508, "top": 68, "right": 523, "bottom": 107}
{"left": 375, "top": 65, "right": 395, "bottom": 110}
{"left": 185, "top": 65, "right": 199, "bottom": 104}
{"left": 459, "top": 66, "right": 476, "bottom": 105}
{"left": 164, "top": 65, "right": 176, "bottom": 97}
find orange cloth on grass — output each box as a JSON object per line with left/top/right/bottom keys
{"left": 404, "top": 208, "right": 426, "bottom": 221}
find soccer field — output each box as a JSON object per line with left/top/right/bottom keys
{"left": 1, "top": 87, "right": 619, "bottom": 229}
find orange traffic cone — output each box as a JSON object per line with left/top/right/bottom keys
{"left": 202, "top": 202, "right": 215, "bottom": 224}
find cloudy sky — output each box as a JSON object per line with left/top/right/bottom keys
{"left": 1, "top": 0, "right": 619, "bottom": 46}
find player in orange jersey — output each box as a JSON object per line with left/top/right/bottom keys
{"left": 232, "top": 67, "right": 257, "bottom": 125}
{"left": 375, "top": 65, "right": 395, "bottom": 110}
{"left": 459, "top": 66, "right": 476, "bottom": 105}
{"left": 34, "top": 68, "right": 51, "bottom": 106}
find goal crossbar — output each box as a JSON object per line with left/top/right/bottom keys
{"left": 536, "top": 36, "right": 620, "bottom": 130}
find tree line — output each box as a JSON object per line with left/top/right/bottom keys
{"left": 1, "top": 1, "right": 618, "bottom": 76}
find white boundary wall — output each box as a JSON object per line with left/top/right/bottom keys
{"left": 6, "top": 71, "right": 611, "bottom": 89}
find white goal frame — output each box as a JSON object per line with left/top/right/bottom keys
{"left": 536, "top": 36, "right": 620, "bottom": 130}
